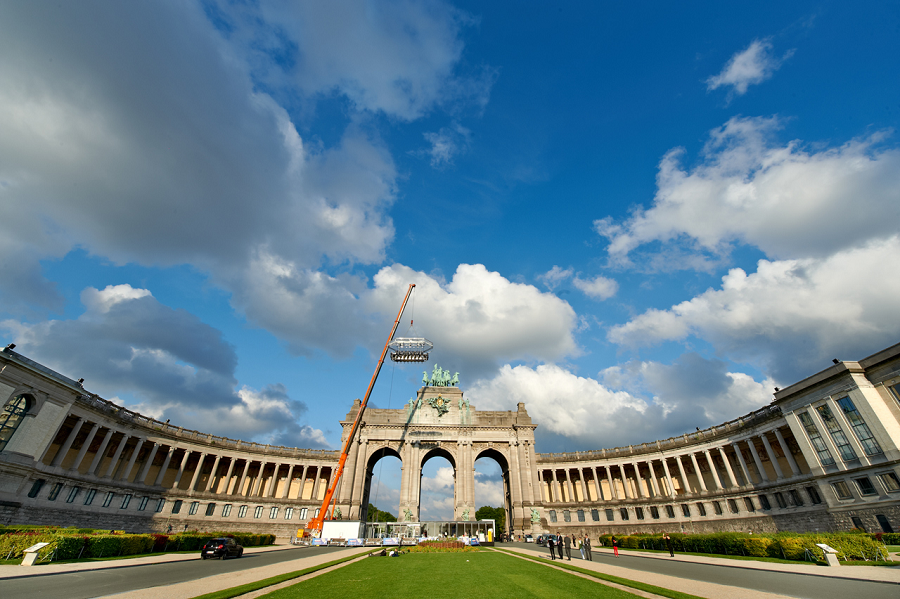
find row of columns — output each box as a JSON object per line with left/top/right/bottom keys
{"left": 44, "top": 415, "right": 334, "bottom": 501}
{"left": 538, "top": 428, "right": 803, "bottom": 504}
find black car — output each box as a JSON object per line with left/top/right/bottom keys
{"left": 201, "top": 537, "right": 243, "bottom": 560}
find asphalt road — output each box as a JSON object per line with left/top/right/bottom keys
{"left": 3, "top": 545, "right": 348, "bottom": 599}
{"left": 508, "top": 542, "right": 899, "bottom": 599}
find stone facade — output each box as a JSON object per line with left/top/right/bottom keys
{"left": 1, "top": 342, "right": 900, "bottom": 540}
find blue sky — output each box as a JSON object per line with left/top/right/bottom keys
{"left": 2, "top": 1, "right": 898, "bottom": 518}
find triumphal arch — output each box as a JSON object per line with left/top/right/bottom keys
{"left": 334, "top": 367, "right": 542, "bottom": 533}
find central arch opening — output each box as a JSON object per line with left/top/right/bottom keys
{"left": 419, "top": 447, "right": 455, "bottom": 521}
{"left": 475, "top": 448, "right": 511, "bottom": 537}
{"left": 361, "top": 446, "right": 401, "bottom": 523}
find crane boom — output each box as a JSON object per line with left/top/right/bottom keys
{"left": 305, "top": 283, "right": 416, "bottom": 537}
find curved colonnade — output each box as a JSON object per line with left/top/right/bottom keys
{"left": 2, "top": 343, "right": 900, "bottom": 538}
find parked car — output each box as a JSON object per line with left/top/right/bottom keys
{"left": 524, "top": 534, "right": 533, "bottom": 543}
{"left": 536, "top": 534, "right": 549, "bottom": 546}
{"left": 201, "top": 537, "right": 243, "bottom": 560}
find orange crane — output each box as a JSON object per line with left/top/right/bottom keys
{"left": 305, "top": 283, "right": 429, "bottom": 538}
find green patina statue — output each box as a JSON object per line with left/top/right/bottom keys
{"left": 423, "top": 365, "right": 460, "bottom": 387}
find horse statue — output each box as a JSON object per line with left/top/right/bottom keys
{"left": 450, "top": 372, "right": 459, "bottom": 386}
{"left": 422, "top": 370, "right": 430, "bottom": 385}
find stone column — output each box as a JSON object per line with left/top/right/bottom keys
{"left": 204, "top": 455, "right": 222, "bottom": 493}
{"left": 311, "top": 466, "right": 324, "bottom": 501}
{"left": 266, "top": 464, "right": 280, "bottom": 498}
{"left": 154, "top": 446, "right": 175, "bottom": 486}
{"left": 732, "top": 443, "right": 753, "bottom": 486}
{"left": 592, "top": 466, "right": 602, "bottom": 501}
{"left": 87, "top": 428, "right": 115, "bottom": 475}
{"left": 250, "top": 462, "right": 268, "bottom": 497}
{"left": 633, "top": 463, "right": 646, "bottom": 498}
{"left": 70, "top": 422, "right": 101, "bottom": 472}
{"left": 136, "top": 442, "right": 160, "bottom": 484}
{"left": 120, "top": 438, "right": 145, "bottom": 482}
{"left": 220, "top": 457, "right": 237, "bottom": 494}
{"left": 619, "top": 465, "right": 633, "bottom": 499}
{"left": 281, "top": 464, "right": 295, "bottom": 499}
{"left": 50, "top": 416, "right": 84, "bottom": 467}
{"left": 773, "top": 429, "right": 801, "bottom": 476}
{"left": 689, "top": 453, "right": 708, "bottom": 491}
{"left": 718, "top": 447, "right": 738, "bottom": 488}
{"left": 661, "top": 458, "right": 676, "bottom": 497}
{"left": 605, "top": 466, "right": 617, "bottom": 500}
{"left": 675, "top": 455, "right": 690, "bottom": 494}
{"left": 188, "top": 453, "right": 207, "bottom": 493}
{"left": 236, "top": 460, "right": 252, "bottom": 496}
{"left": 172, "top": 449, "right": 192, "bottom": 489}
{"left": 759, "top": 434, "right": 784, "bottom": 480}
{"left": 103, "top": 434, "right": 130, "bottom": 478}
{"left": 746, "top": 439, "right": 770, "bottom": 482}
{"left": 564, "top": 469, "right": 574, "bottom": 502}
{"left": 703, "top": 449, "right": 723, "bottom": 489}
{"left": 298, "top": 465, "right": 309, "bottom": 500}
{"left": 647, "top": 461, "right": 661, "bottom": 496}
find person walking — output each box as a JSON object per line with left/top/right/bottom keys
{"left": 564, "top": 533, "right": 572, "bottom": 560}
{"left": 547, "top": 534, "right": 556, "bottom": 560}
{"left": 583, "top": 535, "right": 592, "bottom": 561}
{"left": 664, "top": 533, "right": 674, "bottom": 557}
{"left": 556, "top": 532, "right": 564, "bottom": 560}
{"left": 612, "top": 535, "right": 619, "bottom": 557}
{"left": 577, "top": 535, "right": 584, "bottom": 559}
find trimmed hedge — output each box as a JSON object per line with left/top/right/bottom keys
{"left": 598, "top": 531, "right": 888, "bottom": 562}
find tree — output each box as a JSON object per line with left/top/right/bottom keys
{"left": 475, "top": 505, "right": 505, "bottom": 533}
{"left": 366, "top": 504, "right": 397, "bottom": 522}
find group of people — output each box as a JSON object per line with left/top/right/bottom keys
{"left": 546, "top": 533, "right": 592, "bottom": 561}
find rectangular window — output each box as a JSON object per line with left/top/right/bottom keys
{"left": 773, "top": 492, "right": 787, "bottom": 508}
{"left": 138, "top": 496, "right": 149, "bottom": 511}
{"left": 238, "top": 505, "right": 248, "bottom": 518}
{"left": 120, "top": 494, "right": 132, "bottom": 509}
{"left": 48, "top": 482, "right": 64, "bottom": 501}
{"left": 832, "top": 481, "right": 852, "bottom": 500}
{"left": 744, "top": 497, "right": 755, "bottom": 512}
{"left": 681, "top": 504, "right": 690, "bottom": 517}
{"left": 788, "top": 490, "right": 803, "bottom": 506}
{"left": 604, "top": 508, "right": 614, "bottom": 522}
{"left": 66, "top": 486, "right": 81, "bottom": 503}
{"left": 713, "top": 501, "right": 723, "bottom": 515}
{"left": 172, "top": 499, "right": 183, "bottom": 514}
{"left": 635, "top": 507, "right": 645, "bottom": 520}
{"left": 889, "top": 384, "right": 900, "bottom": 406}
{"left": 816, "top": 404, "right": 857, "bottom": 461}
{"left": 548, "top": 509, "right": 557, "bottom": 523}
{"left": 728, "top": 499, "right": 739, "bottom": 514}
{"left": 665, "top": 505, "right": 675, "bottom": 518}
{"left": 591, "top": 509, "right": 600, "bottom": 521}
{"left": 876, "top": 514, "right": 894, "bottom": 534}
{"left": 102, "top": 492, "right": 115, "bottom": 508}
{"left": 269, "top": 506, "right": 279, "bottom": 519}
{"left": 205, "top": 503, "right": 216, "bottom": 516}
{"left": 155, "top": 498, "right": 165, "bottom": 513}
{"left": 806, "top": 486, "right": 822, "bottom": 504}
{"left": 314, "top": 508, "right": 320, "bottom": 518}
{"left": 188, "top": 501, "right": 200, "bottom": 515}
{"left": 855, "top": 477, "right": 877, "bottom": 496}
{"left": 299, "top": 507, "right": 308, "bottom": 520}
{"left": 797, "top": 411, "right": 835, "bottom": 466}
{"left": 619, "top": 508, "right": 630, "bottom": 520}
{"left": 851, "top": 516, "right": 866, "bottom": 531}
{"left": 222, "top": 504, "right": 232, "bottom": 518}
{"left": 27, "top": 479, "right": 45, "bottom": 498}
{"left": 577, "top": 509, "right": 585, "bottom": 522}
{"left": 84, "top": 488, "right": 97, "bottom": 505}
{"left": 837, "top": 397, "right": 883, "bottom": 456}
{"left": 285, "top": 507, "right": 294, "bottom": 520}
{"left": 563, "top": 509, "right": 571, "bottom": 522}
{"left": 650, "top": 506, "right": 660, "bottom": 519}
{"left": 758, "top": 494, "right": 771, "bottom": 510}
{"left": 879, "top": 472, "right": 900, "bottom": 492}
{"left": 696, "top": 502, "right": 707, "bottom": 516}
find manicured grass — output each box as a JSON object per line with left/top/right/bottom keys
{"left": 612, "top": 545, "right": 897, "bottom": 567}
{"left": 261, "top": 551, "right": 647, "bottom": 599}
{"left": 495, "top": 549, "right": 703, "bottom": 599}
{"left": 189, "top": 552, "right": 371, "bottom": 599}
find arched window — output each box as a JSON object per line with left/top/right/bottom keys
{"left": 0, "top": 395, "right": 30, "bottom": 451}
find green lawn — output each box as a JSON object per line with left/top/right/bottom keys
{"left": 261, "top": 551, "right": 644, "bottom": 599}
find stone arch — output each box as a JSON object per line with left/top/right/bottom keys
{"left": 474, "top": 447, "right": 513, "bottom": 535}
{"left": 0, "top": 394, "right": 34, "bottom": 452}
{"left": 359, "top": 445, "right": 402, "bottom": 521}
{"left": 418, "top": 446, "right": 457, "bottom": 520}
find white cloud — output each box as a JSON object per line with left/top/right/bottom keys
{"left": 572, "top": 275, "right": 618, "bottom": 301}
{"left": 0, "top": 284, "right": 327, "bottom": 447}
{"left": 608, "top": 236, "right": 900, "bottom": 383}
{"left": 706, "top": 38, "right": 793, "bottom": 96}
{"left": 422, "top": 122, "right": 471, "bottom": 167}
{"left": 597, "top": 117, "right": 900, "bottom": 265}
{"left": 537, "top": 266, "right": 573, "bottom": 290}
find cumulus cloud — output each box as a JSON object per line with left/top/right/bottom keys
{"left": 537, "top": 266, "right": 574, "bottom": 290}
{"left": 597, "top": 116, "right": 900, "bottom": 265}
{"left": 706, "top": 38, "right": 794, "bottom": 96}
{"left": 470, "top": 357, "right": 772, "bottom": 450}
{"left": 537, "top": 266, "right": 617, "bottom": 300}
{"left": 0, "top": 284, "right": 327, "bottom": 447}
{"left": 608, "top": 236, "right": 900, "bottom": 383}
